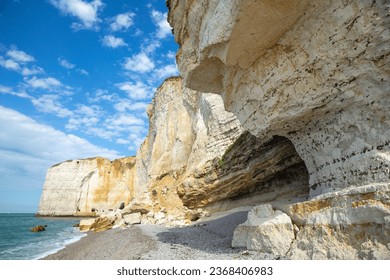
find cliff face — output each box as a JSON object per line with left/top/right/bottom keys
{"left": 38, "top": 0, "right": 389, "bottom": 259}
{"left": 169, "top": 0, "right": 390, "bottom": 196}
{"left": 133, "top": 77, "right": 309, "bottom": 219}
{"left": 168, "top": 0, "right": 390, "bottom": 259}
{"left": 37, "top": 157, "right": 135, "bottom": 216}
{"left": 38, "top": 77, "right": 309, "bottom": 219}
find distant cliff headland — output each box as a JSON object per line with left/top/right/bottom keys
{"left": 38, "top": 0, "right": 390, "bottom": 259}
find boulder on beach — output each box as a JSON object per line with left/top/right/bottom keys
{"left": 31, "top": 225, "right": 47, "bottom": 232}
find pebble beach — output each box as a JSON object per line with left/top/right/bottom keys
{"left": 41, "top": 209, "right": 275, "bottom": 260}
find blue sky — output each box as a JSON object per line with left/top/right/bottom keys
{"left": 0, "top": 0, "right": 179, "bottom": 212}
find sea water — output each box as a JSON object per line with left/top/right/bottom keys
{"left": 0, "top": 213, "right": 86, "bottom": 260}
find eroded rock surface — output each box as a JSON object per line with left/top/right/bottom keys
{"left": 233, "top": 188, "right": 390, "bottom": 260}
{"left": 283, "top": 184, "right": 390, "bottom": 259}
{"left": 37, "top": 157, "right": 136, "bottom": 216}
{"left": 169, "top": 0, "right": 390, "bottom": 196}
{"left": 168, "top": 0, "right": 390, "bottom": 259}
{"left": 132, "top": 77, "right": 309, "bottom": 218}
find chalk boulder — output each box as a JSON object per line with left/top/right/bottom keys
{"left": 232, "top": 204, "right": 294, "bottom": 256}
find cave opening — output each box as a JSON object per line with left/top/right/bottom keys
{"left": 205, "top": 133, "right": 310, "bottom": 212}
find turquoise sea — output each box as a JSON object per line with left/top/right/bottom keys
{"left": 0, "top": 213, "right": 86, "bottom": 260}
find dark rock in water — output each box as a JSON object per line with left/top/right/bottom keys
{"left": 31, "top": 225, "right": 47, "bottom": 232}
{"left": 73, "top": 223, "right": 80, "bottom": 227}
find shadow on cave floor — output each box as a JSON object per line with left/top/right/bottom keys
{"left": 156, "top": 211, "right": 249, "bottom": 255}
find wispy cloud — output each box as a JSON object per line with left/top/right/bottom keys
{"left": 31, "top": 94, "right": 74, "bottom": 118}
{"left": 155, "top": 64, "right": 178, "bottom": 79}
{"left": 115, "top": 132, "right": 146, "bottom": 151}
{"left": 110, "top": 12, "right": 135, "bottom": 32}
{"left": 116, "top": 81, "right": 154, "bottom": 100}
{"left": 0, "top": 47, "right": 44, "bottom": 76}
{"left": 123, "top": 52, "right": 154, "bottom": 73}
{"left": 58, "top": 57, "right": 88, "bottom": 75}
{"left": 25, "top": 76, "right": 62, "bottom": 89}
{"left": 75, "top": 104, "right": 102, "bottom": 117}
{"left": 21, "top": 66, "right": 44, "bottom": 76}
{"left": 0, "top": 84, "right": 31, "bottom": 99}
{"left": 87, "top": 89, "right": 117, "bottom": 103}
{"left": 114, "top": 100, "right": 149, "bottom": 112}
{"left": 64, "top": 103, "right": 147, "bottom": 148}
{"left": 0, "top": 56, "right": 20, "bottom": 71}
{"left": 49, "top": 0, "right": 104, "bottom": 30}
{"left": 58, "top": 58, "right": 76, "bottom": 69}
{"left": 127, "top": 133, "right": 145, "bottom": 151}
{"left": 150, "top": 10, "right": 171, "bottom": 39}
{"left": 66, "top": 116, "right": 100, "bottom": 131}
{"left": 105, "top": 114, "right": 144, "bottom": 129}
{"left": 142, "top": 40, "right": 161, "bottom": 54}
{"left": 166, "top": 51, "right": 176, "bottom": 60}
{"left": 78, "top": 69, "right": 89, "bottom": 75}
{"left": 102, "top": 35, "right": 127, "bottom": 48}
{"left": 6, "top": 49, "right": 35, "bottom": 63}
{"left": 0, "top": 85, "right": 13, "bottom": 94}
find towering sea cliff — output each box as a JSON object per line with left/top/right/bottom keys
{"left": 168, "top": 0, "right": 390, "bottom": 196}
{"left": 132, "top": 77, "right": 309, "bottom": 218}
{"left": 168, "top": 0, "right": 390, "bottom": 259}
{"left": 38, "top": 0, "right": 389, "bottom": 259}
{"left": 38, "top": 157, "right": 135, "bottom": 216}
{"left": 38, "top": 77, "right": 308, "bottom": 220}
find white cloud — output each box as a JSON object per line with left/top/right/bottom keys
{"left": 0, "top": 84, "right": 31, "bottom": 99}
{"left": 102, "top": 35, "right": 127, "bottom": 48}
{"left": 88, "top": 89, "right": 117, "bottom": 103}
{"left": 133, "top": 28, "right": 143, "bottom": 36}
{"left": 0, "top": 85, "right": 13, "bottom": 94}
{"left": 0, "top": 56, "right": 20, "bottom": 71}
{"left": 155, "top": 64, "right": 178, "bottom": 79}
{"left": 49, "top": 0, "right": 103, "bottom": 30}
{"left": 110, "top": 12, "right": 135, "bottom": 32}
{"left": 0, "top": 52, "right": 43, "bottom": 76}
{"left": 21, "top": 66, "right": 44, "bottom": 76}
{"left": 65, "top": 104, "right": 146, "bottom": 143}
{"left": 106, "top": 114, "right": 144, "bottom": 129}
{"left": 123, "top": 52, "right": 154, "bottom": 73}
{"left": 78, "top": 69, "right": 89, "bottom": 75}
{"left": 65, "top": 104, "right": 103, "bottom": 131}
{"left": 0, "top": 47, "right": 43, "bottom": 77}
{"left": 6, "top": 49, "right": 35, "bottom": 63}
{"left": 58, "top": 58, "right": 76, "bottom": 69}
{"left": 151, "top": 10, "right": 171, "bottom": 39}
{"left": 75, "top": 104, "right": 103, "bottom": 117}
{"left": 31, "top": 94, "right": 74, "bottom": 118}
{"left": 127, "top": 133, "right": 145, "bottom": 151}
{"left": 0, "top": 105, "right": 122, "bottom": 195}
{"left": 114, "top": 100, "right": 149, "bottom": 112}
{"left": 66, "top": 116, "right": 100, "bottom": 130}
{"left": 58, "top": 57, "right": 89, "bottom": 75}
{"left": 167, "top": 51, "right": 176, "bottom": 60}
{"left": 142, "top": 40, "right": 161, "bottom": 54}
{"left": 116, "top": 138, "right": 130, "bottom": 145}
{"left": 25, "top": 77, "right": 62, "bottom": 89}
{"left": 116, "top": 81, "right": 153, "bottom": 100}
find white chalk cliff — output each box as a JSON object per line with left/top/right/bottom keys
{"left": 168, "top": 0, "right": 390, "bottom": 259}
{"left": 38, "top": 0, "right": 390, "bottom": 259}
{"left": 38, "top": 157, "right": 135, "bottom": 216}
{"left": 38, "top": 77, "right": 308, "bottom": 220}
